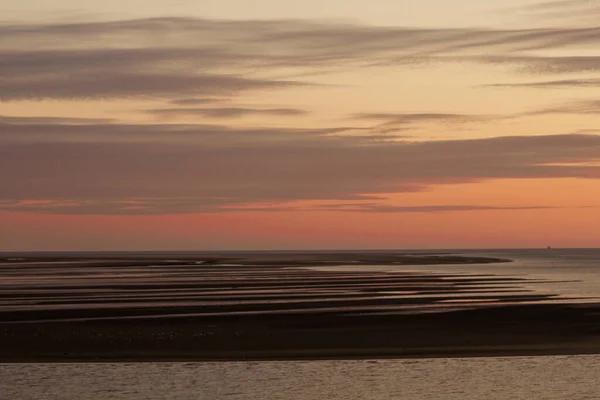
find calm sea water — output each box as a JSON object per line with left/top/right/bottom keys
{"left": 2, "top": 356, "right": 599, "bottom": 399}
{"left": 312, "top": 248, "right": 600, "bottom": 300}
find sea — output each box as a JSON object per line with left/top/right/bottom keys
{"left": 1, "top": 248, "right": 599, "bottom": 399}
{"left": 2, "top": 356, "right": 600, "bottom": 399}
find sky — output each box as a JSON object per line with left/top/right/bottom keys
{"left": 1, "top": 0, "right": 600, "bottom": 251}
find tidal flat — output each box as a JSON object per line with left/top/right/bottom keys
{"left": 1, "top": 251, "right": 599, "bottom": 362}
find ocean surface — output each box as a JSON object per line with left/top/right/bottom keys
{"left": 312, "top": 248, "right": 600, "bottom": 302}
{"left": 2, "top": 356, "right": 600, "bottom": 399}
{"left": 1, "top": 249, "right": 599, "bottom": 399}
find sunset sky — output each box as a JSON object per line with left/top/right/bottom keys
{"left": 1, "top": 0, "right": 600, "bottom": 251}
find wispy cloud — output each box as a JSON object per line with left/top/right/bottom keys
{"left": 484, "top": 78, "right": 600, "bottom": 89}
{"left": 526, "top": 0, "right": 600, "bottom": 19}
{"left": 147, "top": 107, "right": 308, "bottom": 119}
{"left": 526, "top": 99, "right": 600, "bottom": 116}
{"left": 353, "top": 113, "right": 488, "bottom": 126}
{"left": 475, "top": 55, "right": 600, "bottom": 75}
{"left": 533, "top": 0, "right": 591, "bottom": 9}
{"left": 0, "top": 116, "right": 115, "bottom": 125}
{"left": 0, "top": 70, "right": 298, "bottom": 101}
{"left": 3, "top": 18, "right": 600, "bottom": 101}
{"left": 348, "top": 113, "right": 494, "bottom": 136}
{"left": 169, "top": 98, "right": 222, "bottom": 106}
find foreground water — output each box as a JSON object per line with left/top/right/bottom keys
{"left": 2, "top": 355, "right": 599, "bottom": 399}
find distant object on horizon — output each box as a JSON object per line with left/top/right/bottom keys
{"left": 547, "top": 246, "right": 552, "bottom": 250}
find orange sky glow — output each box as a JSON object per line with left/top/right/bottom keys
{"left": 1, "top": 0, "right": 599, "bottom": 250}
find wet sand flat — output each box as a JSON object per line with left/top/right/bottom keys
{"left": 0, "top": 252, "right": 599, "bottom": 361}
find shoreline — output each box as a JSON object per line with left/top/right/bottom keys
{"left": 0, "top": 251, "right": 513, "bottom": 266}
{"left": 3, "top": 347, "right": 600, "bottom": 364}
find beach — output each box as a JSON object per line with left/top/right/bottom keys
{"left": 1, "top": 252, "right": 599, "bottom": 362}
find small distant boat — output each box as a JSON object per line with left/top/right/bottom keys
{"left": 547, "top": 246, "right": 552, "bottom": 250}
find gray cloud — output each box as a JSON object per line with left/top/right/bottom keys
{"left": 1, "top": 120, "right": 598, "bottom": 214}
{"left": 169, "top": 98, "right": 222, "bottom": 106}
{"left": 353, "top": 113, "right": 486, "bottom": 125}
{"left": 0, "top": 198, "right": 227, "bottom": 215}
{"left": 350, "top": 113, "right": 492, "bottom": 135}
{"left": 0, "top": 199, "right": 560, "bottom": 215}
{"left": 0, "top": 120, "right": 353, "bottom": 145}
{"left": 147, "top": 107, "right": 308, "bottom": 119}
{"left": 0, "top": 116, "right": 115, "bottom": 125}
{"left": 0, "top": 71, "right": 298, "bottom": 101}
